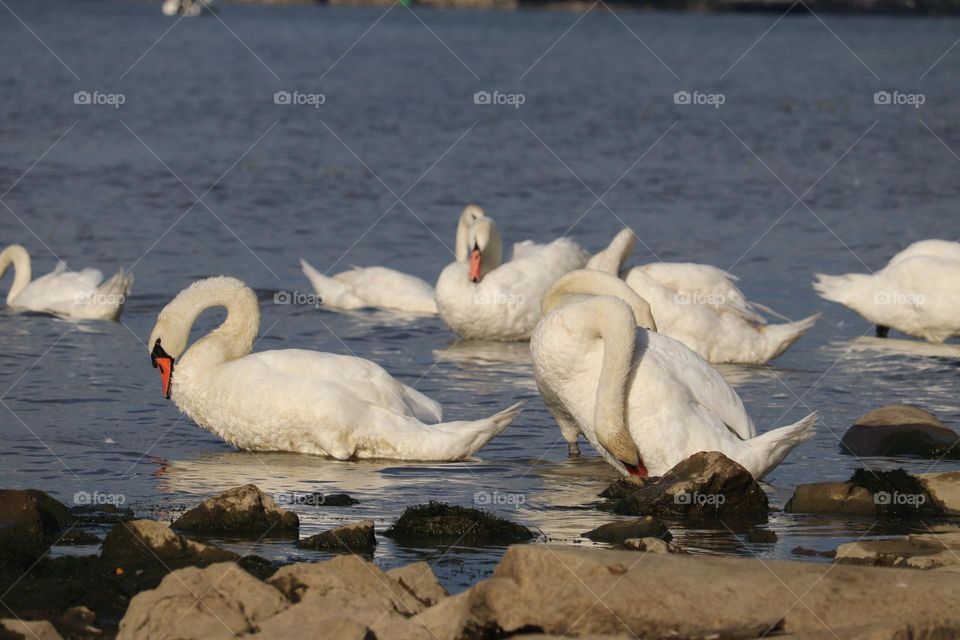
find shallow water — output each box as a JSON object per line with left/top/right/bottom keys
{"left": 1, "top": 0, "right": 959, "bottom": 591}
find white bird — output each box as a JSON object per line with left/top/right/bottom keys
{"left": 147, "top": 276, "right": 520, "bottom": 461}
{"left": 300, "top": 261, "right": 437, "bottom": 314}
{"left": 531, "top": 269, "right": 817, "bottom": 480}
{"left": 590, "top": 233, "right": 817, "bottom": 364}
{"left": 436, "top": 207, "right": 605, "bottom": 341}
{"left": 814, "top": 239, "right": 960, "bottom": 342}
{"left": 0, "top": 244, "right": 133, "bottom": 321}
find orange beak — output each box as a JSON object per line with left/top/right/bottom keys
{"left": 469, "top": 248, "right": 482, "bottom": 283}
{"left": 151, "top": 341, "right": 175, "bottom": 400}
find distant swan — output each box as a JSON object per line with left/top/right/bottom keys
{"left": 814, "top": 239, "right": 960, "bottom": 342}
{"left": 531, "top": 269, "right": 816, "bottom": 479}
{"left": 148, "top": 276, "right": 520, "bottom": 461}
{"left": 0, "top": 244, "right": 132, "bottom": 321}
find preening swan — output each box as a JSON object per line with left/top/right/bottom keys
{"left": 814, "top": 239, "right": 960, "bottom": 342}
{"left": 531, "top": 270, "right": 816, "bottom": 480}
{"left": 148, "top": 276, "right": 520, "bottom": 461}
{"left": 436, "top": 208, "right": 611, "bottom": 341}
{"left": 0, "top": 244, "right": 133, "bottom": 321}
{"left": 589, "top": 232, "right": 817, "bottom": 364}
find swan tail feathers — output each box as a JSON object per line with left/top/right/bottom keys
{"left": 92, "top": 269, "right": 133, "bottom": 319}
{"left": 751, "top": 301, "right": 791, "bottom": 323}
{"left": 432, "top": 401, "right": 523, "bottom": 460}
{"left": 761, "top": 313, "right": 819, "bottom": 361}
{"left": 587, "top": 228, "right": 636, "bottom": 275}
{"left": 747, "top": 412, "right": 817, "bottom": 479}
{"left": 813, "top": 273, "right": 871, "bottom": 305}
{"left": 300, "top": 258, "right": 365, "bottom": 309}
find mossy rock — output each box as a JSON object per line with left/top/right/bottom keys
{"left": 385, "top": 502, "right": 534, "bottom": 545}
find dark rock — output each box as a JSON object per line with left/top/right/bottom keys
{"left": 101, "top": 520, "right": 239, "bottom": 570}
{"left": 621, "top": 537, "right": 686, "bottom": 553}
{"left": 55, "top": 530, "right": 101, "bottom": 546}
{"left": 172, "top": 485, "right": 299, "bottom": 536}
{"left": 583, "top": 516, "right": 671, "bottom": 544}
{"left": 745, "top": 529, "right": 778, "bottom": 544}
{"left": 70, "top": 504, "right": 135, "bottom": 525}
{"left": 840, "top": 404, "right": 960, "bottom": 458}
{"left": 286, "top": 493, "right": 358, "bottom": 507}
{"left": 297, "top": 521, "right": 375, "bottom": 552}
{"left": 385, "top": 502, "right": 535, "bottom": 545}
{"left": 604, "top": 452, "right": 769, "bottom": 522}
{"left": 598, "top": 477, "right": 656, "bottom": 500}
{"left": 0, "top": 489, "right": 70, "bottom": 570}
{"left": 791, "top": 546, "right": 836, "bottom": 558}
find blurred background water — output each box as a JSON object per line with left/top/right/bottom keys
{"left": 1, "top": 0, "right": 959, "bottom": 591}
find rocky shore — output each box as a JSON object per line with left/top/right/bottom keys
{"left": 2, "top": 405, "right": 959, "bottom": 639}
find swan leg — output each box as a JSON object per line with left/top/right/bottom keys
{"left": 876, "top": 325, "right": 890, "bottom": 338}
{"left": 567, "top": 441, "right": 581, "bottom": 458}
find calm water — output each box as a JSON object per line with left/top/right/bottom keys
{"left": 2, "top": 0, "right": 959, "bottom": 590}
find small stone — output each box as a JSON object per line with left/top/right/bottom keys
{"left": 841, "top": 405, "right": 959, "bottom": 458}
{"left": 172, "top": 485, "right": 299, "bottom": 536}
{"left": 791, "top": 546, "right": 836, "bottom": 558}
{"left": 835, "top": 531, "right": 960, "bottom": 569}
{"left": 0, "top": 489, "right": 70, "bottom": 569}
{"left": 583, "top": 516, "right": 671, "bottom": 545}
{"left": 385, "top": 502, "right": 534, "bottom": 545}
{"left": 745, "top": 529, "right": 778, "bottom": 544}
{"left": 297, "top": 520, "right": 375, "bottom": 552}
{"left": 784, "top": 482, "right": 876, "bottom": 515}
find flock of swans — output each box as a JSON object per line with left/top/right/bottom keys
{"left": 2, "top": 206, "right": 958, "bottom": 482}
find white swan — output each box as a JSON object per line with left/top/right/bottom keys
{"left": 530, "top": 270, "right": 817, "bottom": 479}
{"left": 591, "top": 235, "right": 817, "bottom": 364}
{"left": 147, "top": 276, "right": 520, "bottom": 461}
{"left": 814, "top": 239, "right": 960, "bottom": 342}
{"left": 436, "top": 209, "right": 600, "bottom": 341}
{"left": 300, "top": 261, "right": 437, "bottom": 314}
{"left": 0, "top": 244, "right": 133, "bottom": 321}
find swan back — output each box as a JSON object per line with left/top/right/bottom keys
{"left": 542, "top": 269, "right": 657, "bottom": 331}
{"left": 0, "top": 244, "right": 32, "bottom": 304}
{"left": 148, "top": 276, "right": 259, "bottom": 363}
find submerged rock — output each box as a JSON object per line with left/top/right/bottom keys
{"left": 835, "top": 529, "right": 960, "bottom": 569}
{"left": 385, "top": 502, "right": 534, "bottom": 545}
{"left": 602, "top": 452, "right": 768, "bottom": 521}
{"left": 791, "top": 546, "right": 836, "bottom": 558}
{"left": 172, "top": 485, "right": 299, "bottom": 536}
{"left": 840, "top": 404, "right": 960, "bottom": 458}
{"left": 297, "top": 520, "right": 375, "bottom": 552}
{"left": 583, "top": 516, "right": 671, "bottom": 545}
{"left": 117, "top": 562, "right": 287, "bottom": 640}
{"left": 785, "top": 468, "right": 941, "bottom": 517}
{"left": 101, "top": 519, "right": 239, "bottom": 570}
{"left": 621, "top": 537, "right": 685, "bottom": 553}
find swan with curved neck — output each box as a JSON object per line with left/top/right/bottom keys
{"left": 531, "top": 269, "right": 816, "bottom": 479}
{"left": 0, "top": 244, "right": 132, "bottom": 321}
{"left": 148, "top": 276, "right": 521, "bottom": 461}
{"left": 437, "top": 209, "right": 645, "bottom": 341}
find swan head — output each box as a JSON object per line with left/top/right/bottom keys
{"left": 465, "top": 216, "right": 502, "bottom": 283}
{"left": 460, "top": 204, "right": 485, "bottom": 227}
{"left": 597, "top": 426, "right": 647, "bottom": 477}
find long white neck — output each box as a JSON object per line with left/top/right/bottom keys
{"left": 542, "top": 270, "right": 657, "bottom": 331}
{"left": 0, "top": 245, "right": 32, "bottom": 305}
{"left": 158, "top": 277, "right": 260, "bottom": 365}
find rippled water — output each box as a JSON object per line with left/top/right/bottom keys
{"left": 2, "top": 0, "right": 959, "bottom": 591}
